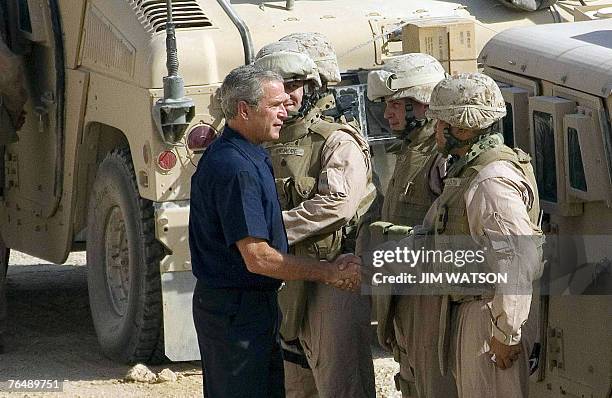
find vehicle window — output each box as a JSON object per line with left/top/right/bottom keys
{"left": 18, "top": 0, "right": 32, "bottom": 33}
{"left": 502, "top": 102, "right": 514, "bottom": 148}
{"left": 533, "top": 111, "right": 557, "bottom": 202}
{"left": 329, "top": 81, "right": 394, "bottom": 141}
{"left": 567, "top": 127, "right": 587, "bottom": 192}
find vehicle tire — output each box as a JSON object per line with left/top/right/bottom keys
{"left": 87, "top": 148, "right": 166, "bottom": 364}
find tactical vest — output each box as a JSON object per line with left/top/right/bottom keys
{"left": 381, "top": 120, "right": 440, "bottom": 227}
{"left": 268, "top": 107, "right": 375, "bottom": 258}
{"left": 267, "top": 107, "right": 376, "bottom": 341}
{"left": 431, "top": 138, "right": 539, "bottom": 297}
{"left": 374, "top": 120, "right": 441, "bottom": 353}
{"left": 433, "top": 136, "right": 542, "bottom": 237}
{"left": 437, "top": 139, "right": 542, "bottom": 282}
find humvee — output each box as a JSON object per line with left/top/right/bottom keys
{"left": 0, "top": 0, "right": 587, "bottom": 365}
{"left": 481, "top": 18, "right": 612, "bottom": 398}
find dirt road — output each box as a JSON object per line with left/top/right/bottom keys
{"left": 1, "top": 252, "right": 399, "bottom": 397}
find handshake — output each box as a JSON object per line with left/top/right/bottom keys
{"left": 324, "top": 253, "right": 363, "bottom": 292}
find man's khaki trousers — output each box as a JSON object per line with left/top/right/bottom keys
{"left": 450, "top": 300, "right": 532, "bottom": 398}
{"left": 284, "top": 283, "right": 375, "bottom": 398}
{"left": 393, "top": 295, "right": 458, "bottom": 398}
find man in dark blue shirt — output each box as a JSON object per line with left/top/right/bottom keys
{"left": 189, "top": 64, "right": 362, "bottom": 398}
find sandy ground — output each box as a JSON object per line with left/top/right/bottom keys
{"left": 0, "top": 252, "right": 400, "bottom": 398}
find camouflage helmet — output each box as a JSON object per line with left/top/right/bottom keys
{"left": 279, "top": 32, "right": 341, "bottom": 84}
{"left": 426, "top": 72, "right": 506, "bottom": 130}
{"left": 367, "top": 53, "right": 446, "bottom": 104}
{"left": 254, "top": 41, "right": 322, "bottom": 88}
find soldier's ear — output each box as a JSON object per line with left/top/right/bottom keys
{"left": 455, "top": 127, "right": 468, "bottom": 138}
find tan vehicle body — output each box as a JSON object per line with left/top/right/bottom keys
{"left": 3, "top": 0, "right": 593, "bottom": 363}
{"left": 480, "top": 18, "right": 612, "bottom": 397}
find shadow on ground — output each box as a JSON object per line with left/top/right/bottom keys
{"left": 1, "top": 262, "right": 200, "bottom": 383}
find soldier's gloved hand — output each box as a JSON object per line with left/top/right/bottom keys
{"left": 488, "top": 336, "right": 521, "bottom": 370}
{"left": 328, "top": 254, "right": 362, "bottom": 292}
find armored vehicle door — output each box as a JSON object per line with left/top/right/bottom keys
{"left": 4, "top": 0, "right": 61, "bottom": 212}
{"left": 0, "top": 0, "right": 86, "bottom": 262}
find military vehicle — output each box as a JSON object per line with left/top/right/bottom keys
{"left": 1, "top": 0, "right": 597, "bottom": 365}
{"left": 480, "top": 17, "right": 612, "bottom": 398}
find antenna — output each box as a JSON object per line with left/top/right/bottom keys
{"left": 153, "top": 0, "right": 196, "bottom": 145}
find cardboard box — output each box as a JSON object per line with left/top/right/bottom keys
{"left": 402, "top": 18, "right": 476, "bottom": 62}
{"left": 573, "top": 4, "right": 612, "bottom": 21}
{"left": 442, "top": 59, "right": 478, "bottom": 76}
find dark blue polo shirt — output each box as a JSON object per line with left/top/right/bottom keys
{"left": 189, "top": 126, "right": 287, "bottom": 290}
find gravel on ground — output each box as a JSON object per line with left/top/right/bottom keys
{"left": 1, "top": 251, "right": 400, "bottom": 397}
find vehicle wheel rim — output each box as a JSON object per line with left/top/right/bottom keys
{"left": 104, "top": 206, "right": 131, "bottom": 317}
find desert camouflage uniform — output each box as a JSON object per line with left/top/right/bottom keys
{"left": 255, "top": 38, "right": 377, "bottom": 398}
{"left": 425, "top": 73, "right": 545, "bottom": 398}
{"left": 367, "top": 54, "right": 456, "bottom": 398}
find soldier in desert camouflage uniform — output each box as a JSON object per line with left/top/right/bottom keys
{"left": 366, "top": 54, "right": 457, "bottom": 398}
{"left": 255, "top": 39, "right": 377, "bottom": 398}
{"left": 424, "top": 72, "right": 544, "bottom": 398}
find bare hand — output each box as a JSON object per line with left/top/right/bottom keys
{"left": 327, "top": 254, "right": 362, "bottom": 292}
{"left": 334, "top": 253, "right": 362, "bottom": 270}
{"left": 488, "top": 336, "right": 521, "bottom": 370}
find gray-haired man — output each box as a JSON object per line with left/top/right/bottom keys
{"left": 189, "top": 64, "right": 362, "bottom": 398}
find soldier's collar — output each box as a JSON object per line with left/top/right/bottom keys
{"left": 315, "top": 92, "right": 336, "bottom": 111}
{"left": 446, "top": 132, "right": 503, "bottom": 177}
{"left": 401, "top": 118, "right": 432, "bottom": 146}
{"left": 277, "top": 108, "right": 322, "bottom": 143}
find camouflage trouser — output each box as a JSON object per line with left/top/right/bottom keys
{"left": 283, "top": 361, "right": 318, "bottom": 398}
{"left": 393, "top": 295, "right": 458, "bottom": 398}
{"left": 284, "top": 283, "right": 375, "bottom": 398}
{"left": 450, "top": 300, "right": 533, "bottom": 398}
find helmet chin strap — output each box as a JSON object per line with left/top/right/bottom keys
{"left": 392, "top": 102, "right": 415, "bottom": 138}
{"left": 401, "top": 102, "right": 429, "bottom": 138}
{"left": 441, "top": 127, "right": 495, "bottom": 156}
{"left": 441, "top": 128, "right": 465, "bottom": 155}
{"left": 404, "top": 102, "right": 415, "bottom": 130}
